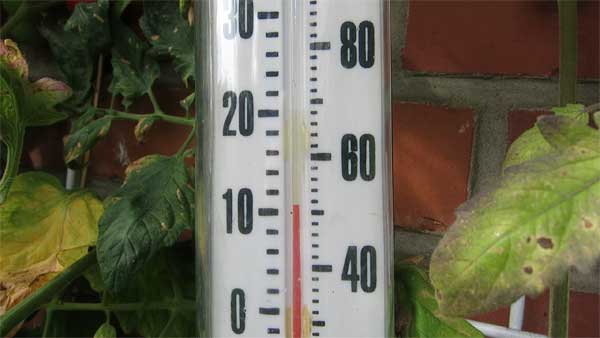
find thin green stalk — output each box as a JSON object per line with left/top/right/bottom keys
{"left": 0, "top": 129, "right": 24, "bottom": 203}
{"left": 47, "top": 300, "right": 196, "bottom": 312}
{"left": 104, "top": 109, "right": 194, "bottom": 127}
{"left": 549, "top": 1, "right": 577, "bottom": 337}
{"left": 0, "top": 251, "right": 96, "bottom": 337}
{"left": 148, "top": 89, "right": 163, "bottom": 114}
{"left": 176, "top": 124, "right": 197, "bottom": 157}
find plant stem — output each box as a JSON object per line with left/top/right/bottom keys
{"left": 0, "top": 251, "right": 96, "bottom": 337}
{"left": 148, "top": 89, "right": 163, "bottom": 114}
{"left": 176, "top": 124, "right": 197, "bottom": 157}
{"left": 549, "top": 1, "right": 577, "bottom": 337}
{"left": 47, "top": 300, "right": 196, "bottom": 312}
{"left": 105, "top": 109, "right": 194, "bottom": 127}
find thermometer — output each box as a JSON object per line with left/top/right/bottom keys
{"left": 195, "top": 0, "right": 393, "bottom": 337}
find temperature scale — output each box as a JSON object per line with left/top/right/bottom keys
{"left": 195, "top": 0, "right": 392, "bottom": 337}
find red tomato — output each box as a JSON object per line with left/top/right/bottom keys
{"left": 66, "top": 0, "right": 96, "bottom": 11}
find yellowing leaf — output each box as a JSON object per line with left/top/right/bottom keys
{"left": 431, "top": 117, "right": 600, "bottom": 317}
{"left": 0, "top": 172, "right": 102, "bottom": 314}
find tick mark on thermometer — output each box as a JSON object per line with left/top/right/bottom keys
{"left": 310, "top": 98, "right": 323, "bottom": 104}
{"left": 266, "top": 249, "right": 279, "bottom": 255}
{"left": 310, "top": 33, "right": 317, "bottom": 38}
{"left": 266, "top": 130, "right": 279, "bottom": 136}
{"left": 266, "top": 189, "right": 279, "bottom": 195}
{"left": 266, "top": 268, "right": 279, "bottom": 275}
{"left": 310, "top": 42, "right": 331, "bottom": 50}
{"left": 266, "top": 71, "right": 279, "bottom": 77}
{"left": 310, "top": 22, "right": 317, "bottom": 27}
{"left": 310, "top": 77, "right": 317, "bottom": 82}
{"left": 266, "top": 229, "right": 278, "bottom": 235}
{"left": 266, "top": 51, "right": 279, "bottom": 58}
{"left": 310, "top": 11, "right": 317, "bottom": 16}
{"left": 259, "top": 307, "right": 280, "bottom": 315}
{"left": 257, "top": 11, "right": 279, "bottom": 19}
{"left": 258, "top": 109, "right": 279, "bottom": 117}
{"left": 311, "top": 209, "right": 324, "bottom": 215}
{"left": 313, "top": 321, "right": 326, "bottom": 327}
{"left": 266, "top": 150, "right": 279, "bottom": 156}
{"left": 311, "top": 153, "right": 331, "bottom": 161}
{"left": 310, "top": 0, "right": 317, "bottom": 4}
{"left": 267, "top": 288, "right": 279, "bottom": 294}
{"left": 268, "top": 328, "right": 280, "bottom": 334}
{"left": 266, "top": 90, "right": 279, "bottom": 96}
{"left": 312, "top": 264, "right": 332, "bottom": 272}
{"left": 265, "top": 32, "right": 279, "bottom": 38}
{"left": 266, "top": 170, "right": 279, "bottom": 176}
{"left": 259, "top": 208, "right": 279, "bottom": 216}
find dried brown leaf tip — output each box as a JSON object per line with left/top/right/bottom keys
{"left": 523, "top": 266, "right": 534, "bottom": 274}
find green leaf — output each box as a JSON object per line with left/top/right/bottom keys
{"left": 503, "top": 105, "right": 589, "bottom": 170}
{"left": 503, "top": 127, "right": 554, "bottom": 170}
{"left": 63, "top": 116, "right": 113, "bottom": 168}
{"left": 0, "top": 172, "right": 102, "bottom": 314}
{"left": 94, "top": 323, "right": 116, "bottom": 338}
{"left": 430, "top": 119, "right": 600, "bottom": 317}
{"left": 140, "top": 0, "right": 195, "bottom": 84}
{"left": 108, "top": 20, "right": 160, "bottom": 109}
{"left": 0, "top": 65, "right": 25, "bottom": 203}
{"left": 180, "top": 92, "right": 195, "bottom": 112}
{"left": 64, "top": 0, "right": 111, "bottom": 56}
{"left": 40, "top": 26, "right": 94, "bottom": 107}
{"left": 97, "top": 155, "right": 194, "bottom": 292}
{"left": 24, "top": 77, "right": 71, "bottom": 127}
{"left": 0, "top": 39, "right": 29, "bottom": 78}
{"left": 107, "top": 248, "right": 197, "bottom": 337}
{"left": 134, "top": 115, "right": 160, "bottom": 142}
{"left": 111, "top": 0, "right": 132, "bottom": 17}
{"left": 397, "top": 265, "right": 482, "bottom": 338}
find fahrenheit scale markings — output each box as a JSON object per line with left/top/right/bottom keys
{"left": 204, "top": 0, "right": 391, "bottom": 337}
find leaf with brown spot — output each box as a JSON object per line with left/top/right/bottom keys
{"left": 134, "top": 115, "right": 159, "bottom": 142}
{"left": 63, "top": 116, "right": 113, "bottom": 168}
{"left": 431, "top": 115, "right": 600, "bottom": 317}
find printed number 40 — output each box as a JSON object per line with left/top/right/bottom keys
{"left": 341, "top": 246, "right": 377, "bottom": 293}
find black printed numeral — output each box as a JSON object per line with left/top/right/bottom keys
{"left": 223, "top": 0, "right": 254, "bottom": 39}
{"left": 341, "top": 134, "right": 376, "bottom": 181}
{"left": 223, "top": 90, "right": 254, "bottom": 136}
{"left": 230, "top": 288, "right": 246, "bottom": 334}
{"left": 341, "top": 246, "right": 377, "bottom": 293}
{"left": 340, "top": 21, "right": 375, "bottom": 69}
{"left": 223, "top": 188, "right": 253, "bottom": 234}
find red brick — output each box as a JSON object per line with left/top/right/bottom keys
{"left": 403, "top": 0, "right": 599, "bottom": 78}
{"left": 392, "top": 102, "right": 474, "bottom": 232}
{"left": 507, "top": 110, "right": 552, "bottom": 144}
{"left": 471, "top": 291, "right": 600, "bottom": 337}
{"left": 522, "top": 290, "right": 600, "bottom": 337}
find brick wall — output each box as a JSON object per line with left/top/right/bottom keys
{"left": 391, "top": 1, "right": 599, "bottom": 335}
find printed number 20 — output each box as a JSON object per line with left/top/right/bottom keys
{"left": 340, "top": 21, "right": 375, "bottom": 69}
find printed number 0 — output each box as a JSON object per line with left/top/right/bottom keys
{"left": 230, "top": 288, "right": 246, "bottom": 334}
{"left": 340, "top": 21, "right": 375, "bottom": 68}
{"left": 223, "top": 0, "right": 254, "bottom": 39}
